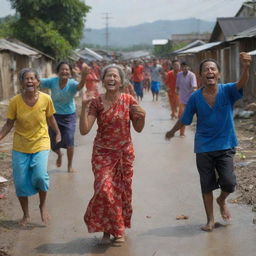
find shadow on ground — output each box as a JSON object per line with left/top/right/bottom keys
{"left": 139, "top": 223, "right": 227, "bottom": 238}
{"left": 0, "top": 219, "right": 45, "bottom": 230}
{"left": 35, "top": 238, "right": 114, "bottom": 255}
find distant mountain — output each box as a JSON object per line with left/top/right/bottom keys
{"left": 82, "top": 18, "right": 215, "bottom": 48}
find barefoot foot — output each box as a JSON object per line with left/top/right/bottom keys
{"left": 39, "top": 205, "right": 50, "bottom": 225}
{"left": 19, "top": 216, "right": 30, "bottom": 226}
{"left": 201, "top": 221, "right": 215, "bottom": 232}
{"left": 201, "top": 221, "right": 225, "bottom": 232}
{"left": 171, "top": 114, "right": 177, "bottom": 120}
{"left": 56, "top": 153, "right": 63, "bottom": 168}
{"left": 68, "top": 167, "right": 76, "bottom": 173}
{"left": 216, "top": 197, "right": 231, "bottom": 222}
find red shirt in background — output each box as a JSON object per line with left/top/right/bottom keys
{"left": 166, "top": 70, "right": 178, "bottom": 95}
{"left": 85, "top": 69, "right": 99, "bottom": 96}
{"left": 132, "top": 65, "right": 144, "bottom": 82}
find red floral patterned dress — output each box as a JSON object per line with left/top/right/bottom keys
{"left": 84, "top": 93, "right": 138, "bottom": 237}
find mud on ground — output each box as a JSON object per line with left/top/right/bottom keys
{"left": 234, "top": 115, "right": 256, "bottom": 205}
{"left": 0, "top": 100, "right": 255, "bottom": 255}
{"left": 0, "top": 102, "right": 15, "bottom": 256}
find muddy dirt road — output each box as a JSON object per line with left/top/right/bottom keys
{"left": 5, "top": 93, "right": 256, "bottom": 256}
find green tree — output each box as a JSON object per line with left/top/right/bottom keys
{"left": 82, "top": 43, "right": 153, "bottom": 53}
{"left": 9, "top": 0, "right": 90, "bottom": 59}
{"left": 0, "top": 16, "right": 17, "bottom": 38}
{"left": 153, "top": 41, "right": 173, "bottom": 57}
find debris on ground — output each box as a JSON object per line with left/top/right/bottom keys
{"left": 0, "top": 248, "right": 11, "bottom": 256}
{"left": 0, "top": 176, "right": 8, "bottom": 183}
{"left": 176, "top": 215, "right": 189, "bottom": 220}
{"left": 234, "top": 113, "right": 256, "bottom": 205}
{"left": 234, "top": 108, "right": 254, "bottom": 119}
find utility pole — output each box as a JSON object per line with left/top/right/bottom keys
{"left": 253, "top": 0, "right": 256, "bottom": 17}
{"left": 102, "top": 13, "right": 112, "bottom": 52}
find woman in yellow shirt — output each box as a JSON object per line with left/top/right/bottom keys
{"left": 0, "top": 68, "right": 61, "bottom": 226}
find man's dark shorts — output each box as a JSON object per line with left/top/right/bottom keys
{"left": 196, "top": 148, "right": 236, "bottom": 194}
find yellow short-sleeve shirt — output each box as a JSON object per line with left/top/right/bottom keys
{"left": 7, "top": 92, "right": 55, "bottom": 153}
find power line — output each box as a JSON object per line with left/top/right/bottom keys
{"left": 102, "top": 13, "right": 113, "bottom": 51}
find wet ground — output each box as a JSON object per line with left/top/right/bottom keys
{"left": 1, "top": 92, "right": 256, "bottom": 256}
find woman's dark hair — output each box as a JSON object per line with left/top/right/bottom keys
{"left": 18, "top": 68, "right": 40, "bottom": 82}
{"left": 199, "top": 59, "right": 221, "bottom": 75}
{"left": 172, "top": 59, "right": 180, "bottom": 65}
{"left": 56, "top": 61, "right": 73, "bottom": 73}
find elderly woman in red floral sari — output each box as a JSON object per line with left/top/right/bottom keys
{"left": 80, "top": 64, "right": 145, "bottom": 245}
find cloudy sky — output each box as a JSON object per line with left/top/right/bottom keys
{"left": 1, "top": 0, "right": 246, "bottom": 28}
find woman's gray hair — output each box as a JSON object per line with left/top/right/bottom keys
{"left": 101, "top": 64, "right": 125, "bottom": 84}
{"left": 19, "top": 68, "right": 40, "bottom": 82}
{"left": 122, "top": 79, "right": 130, "bottom": 89}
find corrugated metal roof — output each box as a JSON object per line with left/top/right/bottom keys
{"left": 152, "top": 39, "right": 168, "bottom": 45}
{"left": 233, "top": 25, "right": 256, "bottom": 38}
{"left": 121, "top": 50, "right": 151, "bottom": 60}
{"left": 7, "top": 38, "right": 54, "bottom": 60}
{"left": 77, "top": 48, "right": 103, "bottom": 61}
{"left": 69, "top": 50, "right": 82, "bottom": 61}
{"left": 0, "top": 38, "right": 39, "bottom": 56}
{"left": 171, "top": 40, "right": 205, "bottom": 54}
{"left": 179, "top": 41, "right": 222, "bottom": 54}
{"left": 235, "top": 2, "right": 256, "bottom": 17}
{"left": 217, "top": 17, "right": 256, "bottom": 39}
{"left": 248, "top": 49, "right": 256, "bottom": 55}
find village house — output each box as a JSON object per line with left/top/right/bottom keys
{"left": 236, "top": 1, "right": 256, "bottom": 17}
{"left": 0, "top": 38, "right": 54, "bottom": 101}
{"left": 171, "top": 33, "right": 211, "bottom": 45}
{"left": 172, "top": 1, "right": 256, "bottom": 101}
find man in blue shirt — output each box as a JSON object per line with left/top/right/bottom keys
{"left": 165, "top": 52, "right": 251, "bottom": 232}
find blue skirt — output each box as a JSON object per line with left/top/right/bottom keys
{"left": 151, "top": 81, "right": 161, "bottom": 93}
{"left": 133, "top": 82, "right": 143, "bottom": 98}
{"left": 12, "top": 150, "right": 50, "bottom": 196}
{"left": 49, "top": 113, "right": 76, "bottom": 150}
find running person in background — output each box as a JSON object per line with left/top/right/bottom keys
{"left": 166, "top": 52, "right": 251, "bottom": 232}
{"left": 40, "top": 61, "right": 88, "bottom": 172}
{"left": 85, "top": 63, "right": 99, "bottom": 97}
{"left": 166, "top": 60, "right": 181, "bottom": 119}
{"left": 132, "top": 60, "right": 144, "bottom": 101}
{"left": 123, "top": 62, "right": 132, "bottom": 82}
{"left": 143, "top": 61, "right": 151, "bottom": 92}
{"left": 92, "top": 61, "right": 101, "bottom": 81}
{"left": 149, "top": 58, "right": 164, "bottom": 101}
{"left": 176, "top": 62, "right": 197, "bottom": 136}
{"left": 0, "top": 68, "right": 61, "bottom": 226}
{"left": 120, "top": 79, "right": 136, "bottom": 97}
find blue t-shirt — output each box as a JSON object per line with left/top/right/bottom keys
{"left": 40, "top": 77, "right": 78, "bottom": 114}
{"left": 181, "top": 83, "right": 242, "bottom": 153}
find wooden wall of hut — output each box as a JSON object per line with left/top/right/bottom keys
{"left": 0, "top": 52, "right": 53, "bottom": 101}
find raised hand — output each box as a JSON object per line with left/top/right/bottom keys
{"left": 240, "top": 52, "right": 252, "bottom": 68}
{"left": 82, "top": 91, "right": 95, "bottom": 108}
{"left": 81, "top": 63, "right": 90, "bottom": 77}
